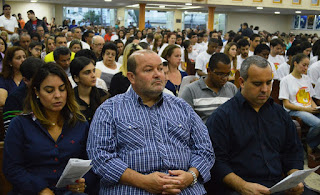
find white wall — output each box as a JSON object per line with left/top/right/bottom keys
{"left": 226, "top": 12, "right": 291, "bottom": 33}
{"left": 7, "top": 1, "right": 55, "bottom": 24}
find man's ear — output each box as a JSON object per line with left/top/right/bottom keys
{"left": 239, "top": 76, "right": 245, "bottom": 89}
{"left": 127, "top": 72, "right": 135, "bottom": 85}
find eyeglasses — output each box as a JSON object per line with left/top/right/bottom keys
{"left": 213, "top": 71, "right": 230, "bottom": 78}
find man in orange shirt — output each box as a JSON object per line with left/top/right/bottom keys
{"left": 17, "top": 13, "right": 25, "bottom": 29}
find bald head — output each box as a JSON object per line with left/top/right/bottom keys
{"left": 92, "top": 35, "right": 105, "bottom": 58}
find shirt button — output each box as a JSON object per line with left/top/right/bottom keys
{"left": 128, "top": 126, "right": 132, "bottom": 129}
{"left": 53, "top": 169, "right": 57, "bottom": 173}
{"left": 55, "top": 144, "right": 58, "bottom": 148}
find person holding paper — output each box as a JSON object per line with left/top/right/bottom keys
{"left": 206, "top": 56, "right": 305, "bottom": 194}
{"left": 3, "top": 63, "right": 88, "bottom": 194}
{"left": 87, "top": 50, "right": 215, "bottom": 194}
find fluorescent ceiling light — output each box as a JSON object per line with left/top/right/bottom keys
{"left": 275, "top": 11, "right": 280, "bottom": 14}
{"left": 257, "top": 7, "right": 263, "bottom": 10}
{"left": 185, "top": 3, "right": 192, "bottom": 5}
{"left": 31, "top": 0, "right": 37, "bottom": 2}
{"left": 104, "top": 0, "right": 112, "bottom": 1}
{"left": 159, "top": 5, "right": 165, "bottom": 8}
{"left": 295, "top": 11, "right": 301, "bottom": 14}
{"left": 126, "top": 4, "right": 139, "bottom": 8}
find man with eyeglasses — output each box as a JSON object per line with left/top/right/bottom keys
{"left": 179, "top": 53, "right": 237, "bottom": 123}
{"left": 91, "top": 35, "right": 105, "bottom": 61}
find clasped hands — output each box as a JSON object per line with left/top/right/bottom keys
{"left": 143, "top": 170, "right": 194, "bottom": 195}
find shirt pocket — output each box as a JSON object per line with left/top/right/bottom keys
{"left": 116, "top": 120, "right": 146, "bottom": 151}
{"left": 167, "top": 119, "right": 190, "bottom": 148}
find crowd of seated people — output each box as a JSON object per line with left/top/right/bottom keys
{"left": 1, "top": 2, "right": 320, "bottom": 194}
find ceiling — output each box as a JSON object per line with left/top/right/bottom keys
{"left": 9, "top": 0, "right": 320, "bottom": 15}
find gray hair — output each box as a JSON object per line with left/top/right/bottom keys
{"left": 10, "top": 33, "right": 19, "bottom": 42}
{"left": 240, "top": 55, "right": 270, "bottom": 81}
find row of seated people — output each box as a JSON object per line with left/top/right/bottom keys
{"left": 2, "top": 47, "right": 316, "bottom": 194}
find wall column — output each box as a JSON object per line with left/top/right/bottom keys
{"left": 139, "top": 3, "right": 145, "bottom": 30}
{"left": 208, "top": 7, "right": 215, "bottom": 31}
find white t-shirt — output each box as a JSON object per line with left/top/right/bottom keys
{"left": 96, "top": 61, "right": 121, "bottom": 89}
{"left": 236, "top": 55, "right": 246, "bottom": 70}
{"left": 0, "top": 15, "right": 18, "bottom": 38}
{"left": 307, "top": 60, "right": 320, "bottom": 85}
{"left": 279, "top": 74, "right": 314, "bottom": 112}
{"left": 195, "top": 51, "right": 212, "bottom": 77}
{"left": 276, "top": 62, "right": 290, "bottom": 80}
{"left": 313, "top": 77, "right": 320, "bottom": 100}
{"left": 249, "top": 50, "right": 254, "bottom": 57}
{"left": 67, "top": 40, "right": 91, "bottom": 50}
{"left": 110, "top": 34, "right": 119, "bottom": 42}
{"left": 268, "top": 55, "right": 285, "bottom": 70}
{"left": 309, "top": 56, "right": 318, "bottom": 68}
{"left": 193, "top": 43, "right": 204, "bottom": 55}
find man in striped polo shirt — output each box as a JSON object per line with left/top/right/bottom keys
{"left": 179, "top": 53, "right": 237, "bottom": 123}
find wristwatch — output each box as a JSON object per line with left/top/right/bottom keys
{"left": 188, "top": 170, "right": 197, "bottom": 186}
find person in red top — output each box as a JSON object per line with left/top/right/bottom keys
{"left": 104, "top": 27, "right": 113, "bottom": 42}
{"left": 24, "top": 10, "right": 48, "bottom": 35}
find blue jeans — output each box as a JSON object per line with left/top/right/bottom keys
{"left": 289, "top": 111, "right": 320, "bottom": 149}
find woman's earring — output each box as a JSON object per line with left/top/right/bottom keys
{"left": 36, "top": 95, "right": 39, "bottom": 99}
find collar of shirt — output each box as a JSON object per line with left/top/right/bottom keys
{"left": 234, "top": 90, "right": 274, "bottom": 110}
{"left": 126, "top": 87, "right": 164, "bottom": 107}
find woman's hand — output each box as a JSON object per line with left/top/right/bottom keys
{"left": 304, "top": 107, "right": 320, "bottom": 114}
{"left": 39, "top": 188, "right": 55, "bottom": 195}
{"left": 67, "top": 178, "right": 86, "bottom": 193}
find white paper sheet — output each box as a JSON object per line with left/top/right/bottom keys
{"left": 56, "top": 158, "right": 93, "bottom": 188}
{"left": 270, "top": 166, "right": 320, "bottom": 193}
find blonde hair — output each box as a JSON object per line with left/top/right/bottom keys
{"left": 152, "top": 34, "right": 163, "bottom": 53}
{"left": 120, "top": 43, "right": 143, "bottom": 77}
{"left": 224, "top": 42, "right": 237, "bottom": 70}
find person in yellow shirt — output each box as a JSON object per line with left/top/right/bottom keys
{"left": 44, "top": 35, "right": 75, "bottom": 63}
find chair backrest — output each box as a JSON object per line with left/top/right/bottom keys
{"left": 234, "top": 70, "right": 240, "bottom": 88}
{"left": 179, "top": 75, "right": 198, "bottom": 94}
{"left": 270, "top": 79, "right": 281, "bottom": 105}
{"left": 0, "top": 141, "right": 13, "bottom": 194}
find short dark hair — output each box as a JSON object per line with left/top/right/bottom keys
{"left": 139, "top": 42, "right": 149, "bottom": 49}
{"left": 70, "top": 56, "right": 93, "bottom": 80}
{"left": 75, "top": 49, "right": 97, "bottom": 63}
{"left": 55, "top": 35, "right": 66, "bottom": 43}
{"left": 208, "top": 53, "right": 231, "bottom": 70}
{"left": 27, "top": 10, "right": 34, "bottom": 15}
{"left": 187, "top": 32, "right": 197, "bottom": 39}
{"left": 82, "top": 30, "right": 94, "bottom": 42}
{"left": 270, "top": 38, "right": 283, "bottom": 47}
{"left": 53, "top": 47, "right": 71, "bottom": 61}
{"left": 287, "top": 45, "right": 302, "bottom": 57}
{"left": 101, "top": 42, "right": 118, "bottom": 59}
{"left": 20, "top": 57, "right": 44, "bottom": 80}
{"left": 3, "top": 4, "right": 10, "bottom": 10}
{"left": 254, "top": 44, "right": 270, "bottom": 55}
{"left": 208, "top": 38, "right": 219, "bottom": 45}
{"left": 30, "top": 33, "right": 41, "bottom": 42}
{"left": 147, "top": 33, "right": 154, "bottom": 40}
{"left": 28, "top": 41, "right": 43, "bottom": 55}
{"left": 250, "top": 34, "right": 260, "bottom": 41}
{"left": 237, "top": 39, "right": 250, "bottom": 48}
